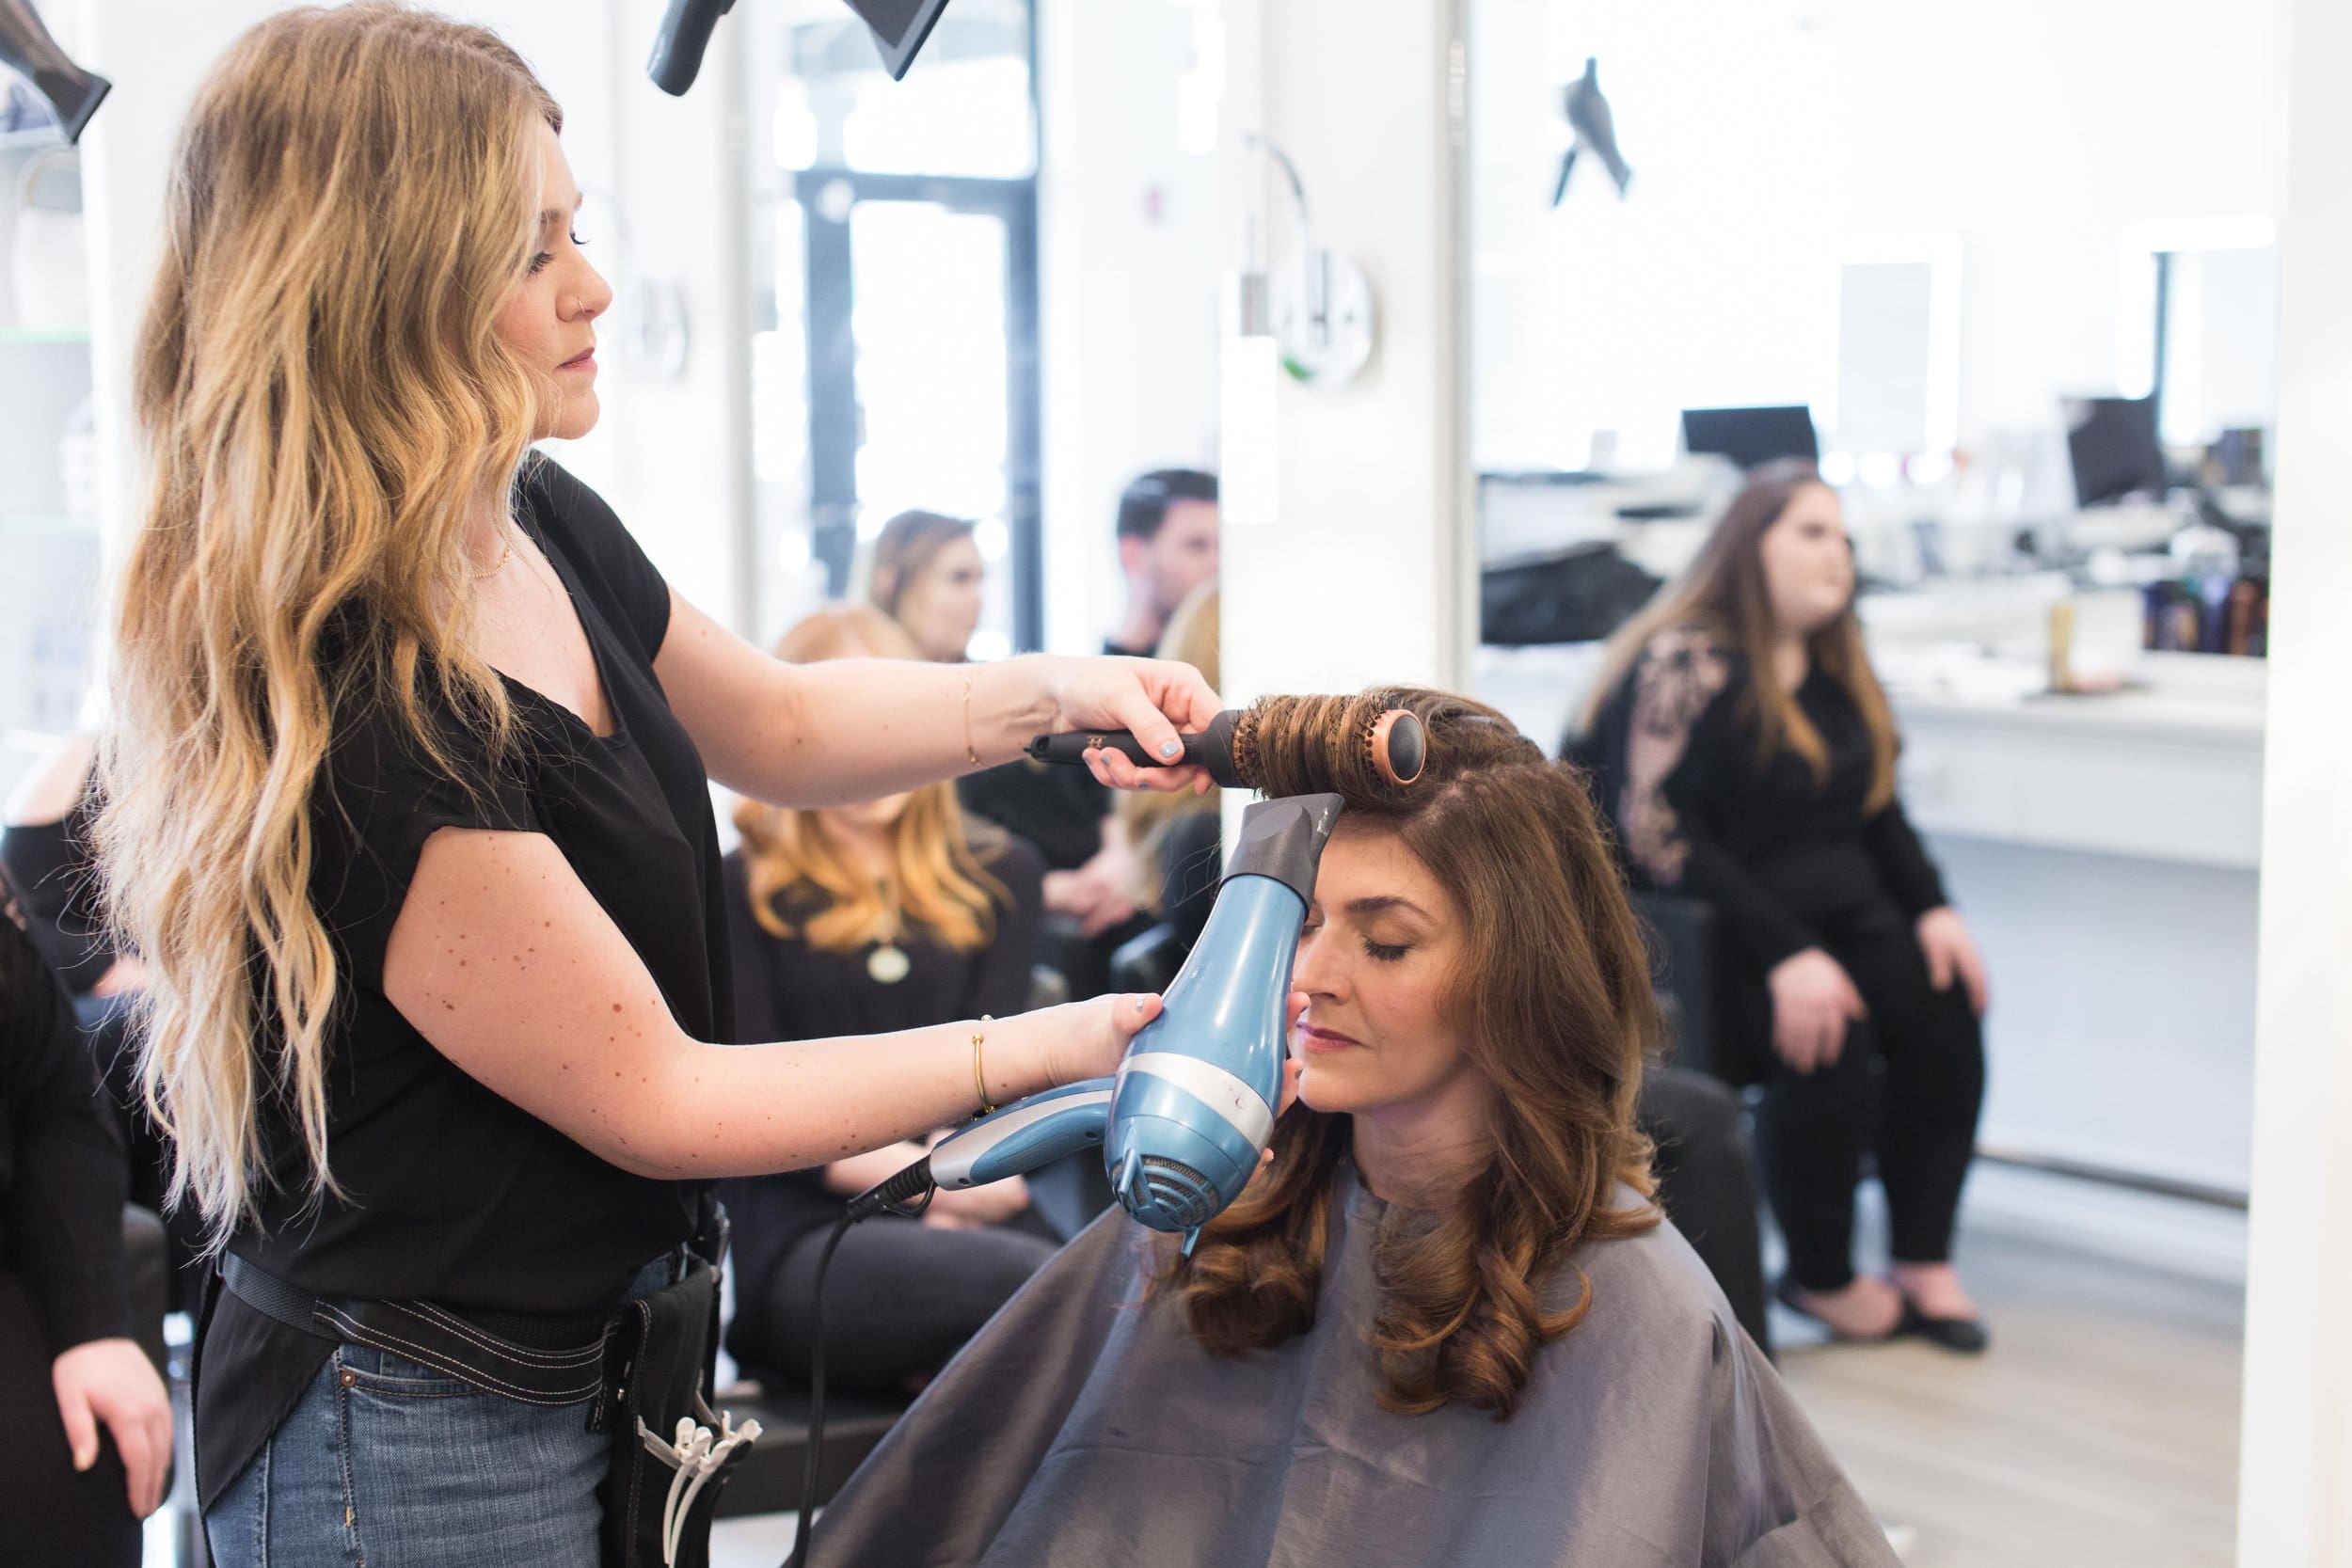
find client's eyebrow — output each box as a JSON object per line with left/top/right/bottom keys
{"left": 1346, "top": 895, "right": 1428, "bottom": 920}
{"left": 538, "top": 195, "right": 586, "bottom": 227}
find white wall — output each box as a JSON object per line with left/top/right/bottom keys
{"left": 2236, "top": 0, "right": 2352, "bottom": 1551}
{"left": 1216, "top": 0, "right": 1473, "bottom": 707}
{"left": 1036, "top": 0, "right": 1225, "bottom": 655}
{"left": 1468, "top": 0, "right": 2291, "bottom": 471}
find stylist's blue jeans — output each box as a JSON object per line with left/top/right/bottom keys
{"left": 204, "top": 1338, "right": 606, "bottom": 1567}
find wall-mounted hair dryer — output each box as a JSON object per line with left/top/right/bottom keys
{"left": 0, "top": 0, "right": 110, "bottom": 143}
{"left": 850, "top": 792, "right": 1343, "bottom": 1255}
{"left": 649, "top": 0, "right": 956, "bottom": 96}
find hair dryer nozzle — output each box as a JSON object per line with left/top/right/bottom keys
{"left": 647, "top": 0, "right": 735, "bottom": 96}
{"left": 0, "top": 0, "right": 110, "bottom": 142}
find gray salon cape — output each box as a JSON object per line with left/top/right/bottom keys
{"left": 808, "top": 1168, "right": 1899, "bottom": 1567}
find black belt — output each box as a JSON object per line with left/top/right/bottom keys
{"left": 218, "top": 1253, "right": 615, "bottom": 1406}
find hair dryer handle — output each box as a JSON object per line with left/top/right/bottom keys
{"left": 927, "top": 1078, "right": 1116, "bottom": 1191}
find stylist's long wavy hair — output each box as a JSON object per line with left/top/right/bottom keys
{"left": 1162, "top": 689, "right": 1660, "bottom": 1418}
{"left": 96, "top": 4, "right": 562, "bottom": 1253}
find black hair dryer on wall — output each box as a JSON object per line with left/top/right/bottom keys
{"left": 649, "top": 0, "right": 954, "bottom": 94}
{"left": 0, "top": 0, "right": 109, "bottom": 143}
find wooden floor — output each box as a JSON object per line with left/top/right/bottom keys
{"left": 1775, "top": 1224, "right": 2244, "bottom": 1568}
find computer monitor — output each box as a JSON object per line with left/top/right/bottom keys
{"left": 2064, "top": 395, "right": 2167, "bottom": 507}
{"left": 845, "top": 0, "right": 955, "bottom": 80}
{"left": 1680, "top": 406, "right": 1820, "bottom": 471}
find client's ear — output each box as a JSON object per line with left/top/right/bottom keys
{"left": 872, "top": 566, "right": 898, "bottom": 605}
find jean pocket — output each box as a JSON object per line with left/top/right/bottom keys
{"left": 334, "top": 1343, "right": 482, "bottom": 1400}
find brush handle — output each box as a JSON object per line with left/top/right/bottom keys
{"left": 1026, "top": 711, "right": 1245, "bottom": 788}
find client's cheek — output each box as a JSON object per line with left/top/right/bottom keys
{"left": 1295, "top": 1053, "right": 1362, "bottom": 1112}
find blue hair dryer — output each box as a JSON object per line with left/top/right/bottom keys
{"left": 853, "top": 793, "right": 1343, "bottom": 1255}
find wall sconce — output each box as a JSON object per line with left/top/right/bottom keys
{"left": 1246, "top": 135, "right": 1375, "bottom": 388}
{"left": 1219, "top": 137, "right": 1375, "bottom": 528}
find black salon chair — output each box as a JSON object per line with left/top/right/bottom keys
{"left": 711, "top": 1383, "right": 907, "bottom": 1517}
{"left": 1630, "top": 890, "right": 1722, "bottom": 1075}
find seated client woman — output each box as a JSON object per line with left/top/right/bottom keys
{"left": 720, "top": 606, "right": 1054, "bottom": 1396}
{"left": 808, "top": 689, "right": 1899, "bottom": 1567}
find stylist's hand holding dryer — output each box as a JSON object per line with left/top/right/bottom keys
{"left": 97, "top": 9, "right": 1213, "bottom": 1565}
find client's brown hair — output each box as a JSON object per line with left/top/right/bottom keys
{"left": 1159, "top": 687, "right": 1660, "bottom": 1418}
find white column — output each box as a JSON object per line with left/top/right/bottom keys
{"left": 2235, "top": 0, "right": 2352, "bottom": 1558}
{"left": 1217, "top": 0, "right": 1473, "bottom": 707}
{"left": 1036, "top": 0, "right": 1227, "bottom": 656}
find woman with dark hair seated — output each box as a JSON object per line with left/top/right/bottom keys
{"left": 1578, "top": 462, "right": 1989, "bottom": 1350}
{"left": 720, "top": 606, "right": 1056, "bottom": 1396}
{"left": 808, "top": 689, "right": 1897, "bottom": 1567}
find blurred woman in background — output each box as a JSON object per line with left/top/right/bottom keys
{"left": 721, "top": 606, "right": 1055, "bottom": 1395}
{"left": 870, "top": 509, "right": 986, "bottom": 664}
{"left": 1580, "top": 461, "right": 1990, "bottom": 1351}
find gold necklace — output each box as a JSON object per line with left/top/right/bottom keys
{"left": 471, "top": 528, "right": 516, "bottom": 580}
{"left": 867, "top": 878, "right": 911, "bottom": 984}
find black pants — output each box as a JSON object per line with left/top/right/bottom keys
{"left": 1739, "top": 924, "right": 1986, "bottom": 1292}
{"left": 739, "top": 1213, "right": 1061, "bottom": 1398}
{"left": 1639, "top": 1066, "right": 1772, "bottom": 1357}
{"left": 0, "top": 1270, "right": 144, "bottom": 1568}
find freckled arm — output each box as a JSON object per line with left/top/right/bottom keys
{"left": 382, "top": 827, "right": 1054, "bottom": 1178}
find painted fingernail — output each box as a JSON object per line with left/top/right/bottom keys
{"left": 1158, "top": 738, "right": 1181, "bottom": 759}
{"left": 1135, "top": 996, "right": 1149, "bottom": 1013}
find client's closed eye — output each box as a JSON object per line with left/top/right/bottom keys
{"left": 1360, "top": 937, "right": 1409, "bottom": 963}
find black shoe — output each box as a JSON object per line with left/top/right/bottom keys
{"left": 1896, "top": 1296, "right": 1990, "bottom": 1354}
{"left": 1774, "top": 1275, "right": 1901, "bottom": 1343}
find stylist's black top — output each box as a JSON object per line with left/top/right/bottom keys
{"left": 714, "top": 836, "right": 1042, "bottom": 1297}
{"left": 1579, "top": 623, "right": 1948, "bottom": 974}
{"left": 197, "top": 456, "right": 733, "bottom": 1506}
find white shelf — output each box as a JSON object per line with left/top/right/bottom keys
{"left": 0, "top": 513, "right": 97, "bottom": 537}
{"left": 0, "top": 126, "right": 67, "bottom": 156}
{"left": 0, "top": 325, "right": 91, "bottom": 346}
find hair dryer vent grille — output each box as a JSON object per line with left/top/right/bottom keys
{"left": 1139, "top": 1155, "right": 1219, "bottom": 1230}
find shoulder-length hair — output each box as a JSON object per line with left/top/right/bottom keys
{"left": 1158, "top": 687, "right": 1660, "bottom": 1418}
{"left": 732, "top": 606, "right": 1009, "bottom": 953}
{"left": 1587, "top": 461, "right": 1898, "bottom": 810}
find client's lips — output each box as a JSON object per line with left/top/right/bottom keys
{"left": 558, "top": 345, "right": 596, "bottom": 371}
{"left": 1297, "top": 1024, "right": 1364, "bottom": 1054}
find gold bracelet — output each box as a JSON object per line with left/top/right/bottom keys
{"left": 961, "top": 673, "right": 981, "bottom": 768}
{"left": 973, "top": 1015, "right": 995, "bottom": 1116}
